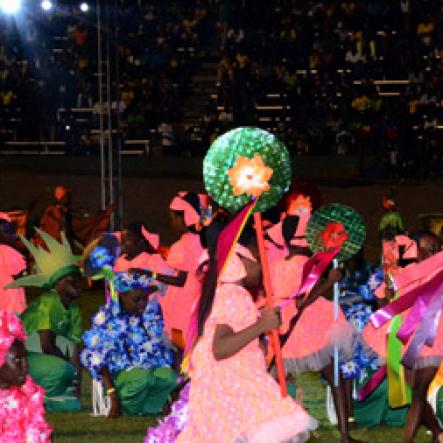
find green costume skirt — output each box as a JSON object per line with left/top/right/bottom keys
{"left": 353, "top": 376, "right": 408, "bottom": 427}
{"left": 437, "top": 387, "right": 443, "bottom": 426}
{"left": 113, "top": 367, "right": 177, "bottom": 415}
{"left": 354, "top": 369, "right": 443, "bottom": 427}
{"left": 27, "top": 351, "right": 82, "bottom": 412}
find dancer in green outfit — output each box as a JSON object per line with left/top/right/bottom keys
{"left": 8, "top": 229, "right": 84, "bottom": 411}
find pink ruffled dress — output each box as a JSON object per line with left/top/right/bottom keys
{"left": 265, "top": 238, "right": 288, "bottom": 267}
{"left": 0, "top": 245, "right": 26, "bottom": 314}
{"left": 363, "top": 255, "right": 443, "bottom": 369}
{"left": 176, "top": 283, "right": 318, "bottom": 443}
{"left": 273, "top": 254, "right": 355, "bottom": 374}
{"left": 161, "top": 232, "right": 203, "bottom": 337}
{"left": 0, "top": 375, "right": 52, "bottom": 443}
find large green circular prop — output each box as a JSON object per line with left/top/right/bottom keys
{"left": 203, "top": 127, "right": 291, "bottom": 213}
{"left": 306, "top": 203, "right": 366, "bottom": 262}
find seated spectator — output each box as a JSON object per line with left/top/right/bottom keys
{"left": 72, "top": 23, "right": 89, "bottom": 47}
{"left": 157, "top": 120, "right": 175, "bottom": 155}
{"left": 0, "top": 88, "right": 15, "bottom": 106}
{"left": 417, "top": 18, "right": 434, "bottom": 46}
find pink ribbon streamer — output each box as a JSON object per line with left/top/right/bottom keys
{"left": 396, "top": 285, "right": 436, "bottom": 344}
{"left": 370, "top": 269, "right": 443, "bottom": 368}
{"left": 401, "top": 281, "right": 443, "bottom": 368}
{"left": 357, "top": 365, "right": 387, "bottom": 401}
{"left": 370, "top": 270, "right": 443, "bottom": 330}
{"left": 216, "top": 200, "right": 257, "bottom": 274}
{"left": 279, "top": 248, "right": 339, "bottom": 309}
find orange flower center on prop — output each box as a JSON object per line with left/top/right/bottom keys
{"left": 321, "top": 221, "right": 349, "bottom": 250}
{"left": 227, "top": 155, "right": 273, "bottom": 197}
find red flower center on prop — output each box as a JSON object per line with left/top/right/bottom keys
{"left": 321, "top": 222, "right": 349, "bottom": 250}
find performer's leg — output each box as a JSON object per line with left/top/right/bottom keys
{"left": 322, "top": 362, "right": 366, "bottom": 443}
{"left": 404, "top": 366, "right": 439, "bottom": 443}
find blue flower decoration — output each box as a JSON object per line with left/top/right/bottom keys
{"left": 83, "top": 329, "right": 104, "bottom": 350}
{"left": 92, "top": 307, "right": 109, "bottom": 327}
{"left": 368, "top": 268, "right": 384, "bottom": 291}
{"left": 356, "top": 267, "right": 384, "bottom": 301}
{"left": 90, "top": 246, "right": 115, "bottom": 269}
{"left": 114, "top": 271, "right": 155, "bottom": 293}
{"left": 341, "top": 360, "right": 359, "bottom": 379}
{"left": 339, "top": 268, "right": 382, "bottom": 380}
{"left": 81, "top": 298, "right": 173, "bottom": 380}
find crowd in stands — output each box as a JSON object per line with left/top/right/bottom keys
{"left": 0, "top": 0, "right": 443, "bottom": 177}
{"left": 0, "top": 0, "right": 216, "bottom": 150}
{"left": 209, "top": 0, "right": 443, "bottom": 177}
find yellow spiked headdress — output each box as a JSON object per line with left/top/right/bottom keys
{"left": 7, "top": 229, "right": 79, "bottom": 289}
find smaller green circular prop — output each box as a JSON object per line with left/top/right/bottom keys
{"left": 306, "top": 203, "right": 366, "bottom": 262}
{"left": 203, "top": 127, "right": 292, "bottom": 213}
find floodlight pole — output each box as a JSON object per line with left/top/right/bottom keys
{"left": 104, "top": 0, "right": 114, "bottom": 224}
{"left": 97, "top": 0, "right": 106, "bottom": 212}
{"left": 96, "top": 0, "right": 123, "bottom": 230}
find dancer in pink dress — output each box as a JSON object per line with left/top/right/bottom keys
{"left": 114, "top": 224, "right": 171, "bottom": 275}
{"left": 113, "top": 223, "right": 187, "bottom": 337}
{"left": 0, "top": 213, "right": 27, "bottom": 314}
{"left": 176, "top": 225, "right": 318, "bottom": 443}
{"left": 160, "top": 192, "right": 209, "bottom": 341}
{"left": 363, "top": 232, "right": 443, "bottom": 443}
{"left": 267, "top": 202, "right": 362, "bottom": 443}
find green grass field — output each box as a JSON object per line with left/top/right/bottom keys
{"left": 27, "top": 289, "right": 431, "bottom": 443}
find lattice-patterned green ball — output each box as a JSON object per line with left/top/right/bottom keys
{"left": 203, "top": 127, "right": 292, "bottom": 213}
{"left": 306, "top": 203, "right": 366, "bottom": 261}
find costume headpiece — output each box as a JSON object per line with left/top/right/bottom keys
{"left": 0, "top": 311, "right": 26, "bottom": 366}
{"left": 7, "top": 229, "right": 79, "bottom": 289}
{"left": 54, "top": 185, "right": 71, "bottom": 202}
{"left": 84, "top": 238, "right": 154, "bottom": 300}
{"left": 382, "top": 196, "right": 396, "bottom": 211}
{"left": 113, "top": 226, "right": 160, "bottom": 251}
{"left": 281, "top": 179, "right": 322, "bottom": 213}
{"left": 0, "top": 212, "right": 12, "bottom": 223}
{"left": 267, "top": 195, "right": 312, "bottom": 247}
{"left": 113, "top": 272, "right": 155, "bottom": 293}
{"left": 169, "top": 192, "right": 210, "bottom": 228}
